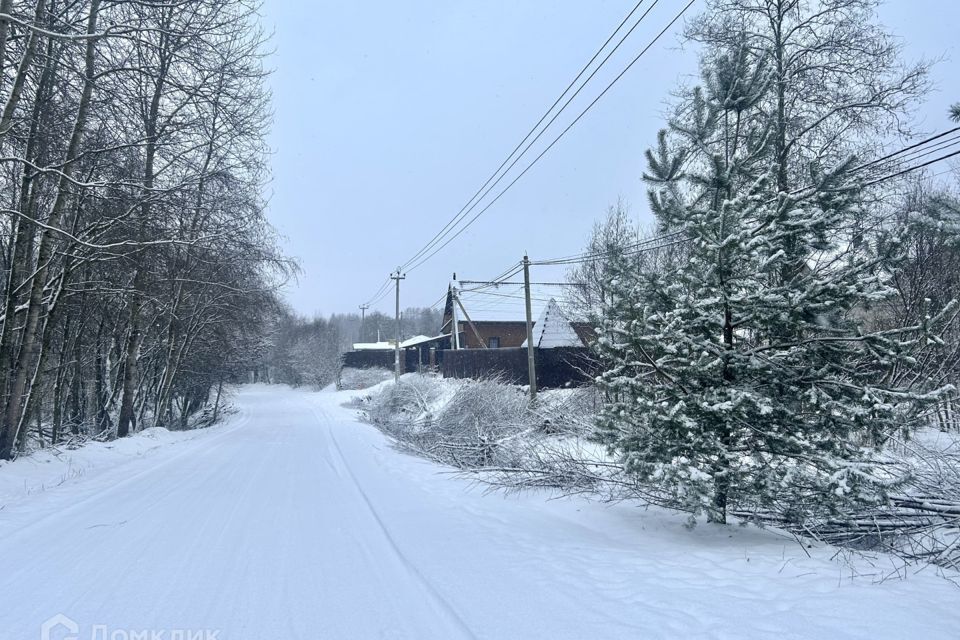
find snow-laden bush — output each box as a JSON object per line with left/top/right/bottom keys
{"left": 338, "top": 367, "right": 394, "bottom": 391}
{"left": 423, "top": 379, "right": 530, "bottom": 466}
{"left": 366, "top": 375, "right": 523, "bottom": 467}
{"left": 363, "top": 375, "right": 604, "bottom": 471}
{"left": 363, "top": 376, "right": 677, "bottom": 508}
{"left": 364, "top": 374, "right": 449, "bottom": 429}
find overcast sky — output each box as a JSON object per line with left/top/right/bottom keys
{"left": 261, "top": 0, "right": 958, "bottom": 318}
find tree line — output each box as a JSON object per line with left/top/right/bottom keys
{"left": 262, "top": 306, "right": 442, "bottom": 389}
{"left": 0, "top": 0, "right": 288, "bottom": 459}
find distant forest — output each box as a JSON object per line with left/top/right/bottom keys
{"left": 262, "top": 307, "right": 442, "bottom": 389}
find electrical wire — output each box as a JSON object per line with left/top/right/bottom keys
{"left": 362, "top": 277, "right": 392, "bottom": 307}
{"left": 531, "top": 132, "right": 960, "bottom": 267}
{"left": 860, "top": 147, "right": 960, "bottom": 188}
{"left": 398, "top": 0, "right": 656, "bottom": 273}
{"left": 362, "top": 0, "right": 693, "bottom": 304}
{"left": 852, "top": 126, "right": 960, "bottom": 174}
{"left": 404, "top": 0, "right": 697, "bottom": 273}
{"left": 532, "top": 230, "right": 686, "bottom": 266}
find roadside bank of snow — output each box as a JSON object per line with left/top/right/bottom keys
{"left": 0, "top": 403, "right": 247, "bottom": 514}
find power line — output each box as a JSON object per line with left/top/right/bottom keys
{"left": 431, "top": 261, "right": 524, "bottom": 310}
{"left": 542, "top": 236, "right": 690, "bottom": 267}
{"left": 487, "top": 261, "right": 525, "bottom": 284}
{"left": 428, "top": 290, "right": 449, "bottom": 311}
{"left": 531, "top": 131, "right": 960, "bottom": 268}
{"left": 362, "top": 277, "right": 392, "bottom": 307}
{"left": 853, "top": 126, "right": 960, "bottom": 174}
{"left": 532, "top": 230, "right": 686, "bottom": 266}
{"left": 889, "top": 133, "right": 960, "bottom": 166}
{"left": 398, "top": 0, "right": 656, "bottom": 273}
{"left": 362, "top": 0, "right": 691, "bottom": 304}
{"left": 458, "top": 280, "right": 584, "bottom": 286}
{"left": 458, "top": 262, "right": 526, "bottom": 293}
{"left": 401, "top": 0, "right": 664, "bottom": 272}
{"left": 366, "top": 284, "right": 393, "bottom": 308}
{"left": 405, "top": 0, "right": 698, "bottom": 273}
{"left": 461, "top": 289, "right": 569, "bottom": 303}
{"left": 860, "top": 147, "right": 960, "bottom": 188}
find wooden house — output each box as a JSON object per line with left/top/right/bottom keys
{"left": 439, "top": 281, "right": 589, "bottom": 350}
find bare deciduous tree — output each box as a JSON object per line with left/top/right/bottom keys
{"left": 0, "top": 0, "right": 289, "bottom": 459}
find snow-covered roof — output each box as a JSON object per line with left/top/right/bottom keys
{"left": 353, "top": 336, "right": 448, "bottom": 351}
{"left": 522, "top": 299, "right": 584, "bottom": 348}
{"left": 351, "top": 341, "right": 394, "bottom": 351}
{"left": 399, "top": 334, "right": 447, "bottom": 348}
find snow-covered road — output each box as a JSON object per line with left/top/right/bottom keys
{"left": 1, "top": 385, "right": 956, "bottom": 639}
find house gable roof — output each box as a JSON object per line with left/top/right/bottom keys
{"left": 522, "top": 298, "right": 584, "bottom": 348}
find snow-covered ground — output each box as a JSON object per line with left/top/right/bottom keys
{"left": 0, "top": 424, "right": 242, "bottom": 512}
{"left": 0, "top": 384, "right": 956, "bottom": 639}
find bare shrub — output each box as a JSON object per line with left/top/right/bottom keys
{"left": 365, "top": 374, "right": 449, "bottom": 430}
{"left": 364, "top": 375, "right": 606, "bottom": 471}
{"left": 728, "top": 431, "right": 960, "bottom": 571}
{"left": 338, "top": 367, "right": 395, "bottom": 391}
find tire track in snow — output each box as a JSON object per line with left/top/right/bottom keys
{"left": 306, "top": 401, "right": 478, "bottom": 640}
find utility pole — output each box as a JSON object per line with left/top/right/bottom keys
{"left": 523, "top": 254, "right": 537, "bottom": 401}
{"left": 450, "top": 281, "right": 461, "bottom": 350}
{"left": 391, "top": 270, "right": 406, "bottom": 382}
{"left": 358, "top": 304, "right": 368, "bottom": 342}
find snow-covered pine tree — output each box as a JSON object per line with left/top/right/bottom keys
{"left": 595, "top": 38, "right": 951, "bottom": 525}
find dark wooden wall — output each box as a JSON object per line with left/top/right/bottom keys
{"left": 342, "top": 350, "right": 419, "bottom": 372}
{"left": 440, "top": 347, "right": 598, "bottom": 388}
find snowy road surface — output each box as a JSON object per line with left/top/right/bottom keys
{"left": 0, "top": 385, "right": 956, "bottom": 639}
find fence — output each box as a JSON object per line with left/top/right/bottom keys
{"left": 343, "top": 346, "right": 599, "bottom": 389}
{"left": 440, "top": 347, "right": 598, "bottom": 388}
{"left": 342, "top": 349, "right": 420, "bottom": 373}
